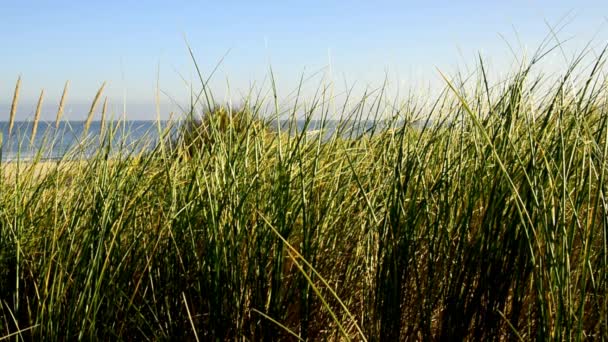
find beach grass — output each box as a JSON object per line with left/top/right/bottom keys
{"left": 1, "top": 42, "right": 607, "bottom": 341}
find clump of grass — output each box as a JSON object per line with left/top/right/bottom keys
{"left": 175, "top": 104, "right": 269, "bottom": 158}
{"left": 1, "top": 40, "right": 608, "bottom": 341}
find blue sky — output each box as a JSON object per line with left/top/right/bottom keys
{"left": 1, "top": 1, "right": 607, "bottom": 120}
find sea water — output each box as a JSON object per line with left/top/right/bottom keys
{"left": 0, "top": 119, "right": 403, "bottom": 161}
{"left": 0, "top": 121, "right": 160, "bottom": 161}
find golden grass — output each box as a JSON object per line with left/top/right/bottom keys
{"left": 85, "top": 82, "right": 106, "bottom": 134}
{"left": 100, "top": 97, "right": 108, "bottom": 136}
{"left": 56, "top": 80, "right": 70, "bottom": 129}
{"left": 31, "top": 89, "right": 45, "bottom": 145}
{"left": 9, "top": 76, "right": 21, "bottom": 136}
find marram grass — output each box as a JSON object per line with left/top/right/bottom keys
{"left": 55, "top": 80, "right": 69, "bottom": 129}
{"left": 1, "top": 47, "right": 608, "bottom": 341}
{"left": 30, "top": 89, "right": 44, "bottom": 146}
{"left": 84, "top": 81, "right": 106, "bottom": 134}
{"left": 8, "top": 76, "right": 21, "bottom": 137}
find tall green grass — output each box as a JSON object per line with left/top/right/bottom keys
{"left": 1, "top": 42, "right": 607, "bottom": 340}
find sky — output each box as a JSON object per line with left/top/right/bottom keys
{"left": 0, "top": 0, "right": 607, "bottom": 120}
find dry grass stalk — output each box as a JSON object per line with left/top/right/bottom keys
{"left": 9, "top": 76, "right": 21, "bottom": 136}
{"left": 56, "top": 80, "right": 70, "bottom": 129}
{"left": 84, "top": 82, "right": 106, "bottom": 134}
{"left": 100, "top": 97, "right": 108, "bottom": 136}
{"left": 31, "top": 89, "right": 45, "bottom": 145}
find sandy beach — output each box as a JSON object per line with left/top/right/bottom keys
{"left": 1, "top": 160, "right": 83, "bottom": 182}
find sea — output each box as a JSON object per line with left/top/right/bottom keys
{"left": 0, "top": 119, "right": 407, "bottom": 161}
{"left": 0, "top": 121, "right": 161, "bottom": 161}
